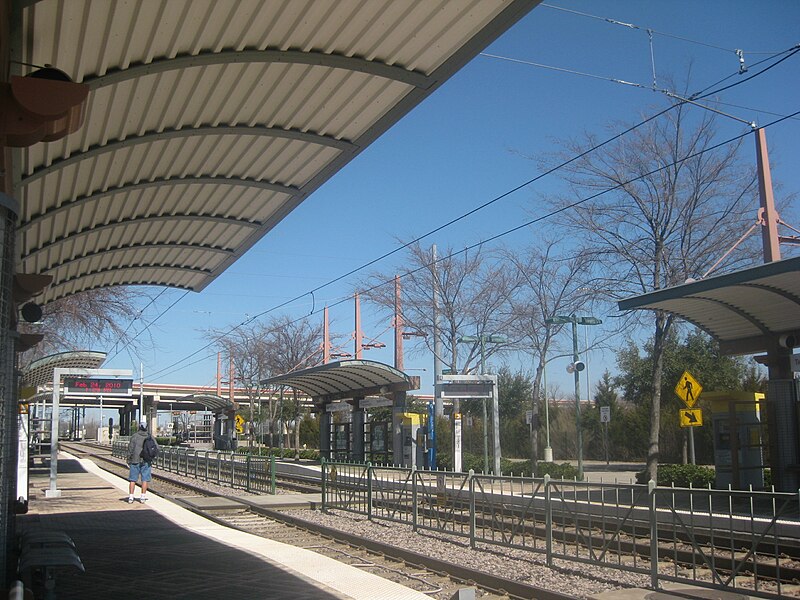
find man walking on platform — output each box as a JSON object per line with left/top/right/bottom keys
{"left": 127, "top": 419, "right": 158, "bottom": 504}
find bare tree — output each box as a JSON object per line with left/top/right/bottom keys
{"left": 263, "top": 315, "right": 324, "bottom": 455}
{"left": 547, "top": 101, "right": 760, "bottom": 480}
{"left": 213, "top": 314, "right": 323, "bottom": 452}
{"left": 18, "top": 286, "right": 151, "bottom": 365}
{"left": 360, "top": 242, "right": 518, "bottom": 374}
{"left": 218, "top": 324, "right": 272, "bottom": 448}
{"left": 504, "top": 240, "right": 597, "bottom": 463}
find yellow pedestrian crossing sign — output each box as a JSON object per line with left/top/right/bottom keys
{"left": 679, "top": 408, "right": 703, "bottom": 427}
{"left": 675, "top": 371, "right": 702, "bottom": 408}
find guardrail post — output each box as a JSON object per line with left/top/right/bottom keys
{"left": 544, "top": 474, "right": 552, "bottom": 567}
{"left": 270, "top": 454, "right": 276, "bottom": 495}
{"left": 367, "top": 463, "right": 373, "bottom": 520}
{"left": 321, "top": 458, "right": 327, "bottom": 511}
{"left": 469, "top": 470, "right": 476, "bottom": 550}
{"left": 649, "top": 479, "right": 659, "bottom": 590}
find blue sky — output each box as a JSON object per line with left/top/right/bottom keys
{"left": 102, "top": 1, "right": 800, "bottom": 398}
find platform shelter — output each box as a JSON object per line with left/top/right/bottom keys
{"left": 261, "top": 360, "right": 420, "bottom": 466}
{"left": 619, "top": 256, "right": 800, "bottom": 491}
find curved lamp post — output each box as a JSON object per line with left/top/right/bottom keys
{"left": 545, "top": 315, "right": 602, "bottom": 480}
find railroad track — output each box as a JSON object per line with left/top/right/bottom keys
{"left": 62, "top": 443, "right": 578, "bottom": 600}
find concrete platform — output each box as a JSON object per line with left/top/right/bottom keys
{"left": 16, "top": 454, "right": 430, "bottom": 600}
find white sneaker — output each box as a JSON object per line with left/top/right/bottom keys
{"left": 127, "top": 497, "right": 134, "bottom": 504}
{"left": 139, "top": 496, "right": 148, "bottom": 503}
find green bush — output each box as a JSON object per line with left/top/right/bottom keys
{"left": 635, "top": 464, "right": 716, "bottom": 487}
{"left": 537, "top": 462, "right": 580, "bottom": 480}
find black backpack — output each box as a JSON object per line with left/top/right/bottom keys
{"left": 140, "top": 435, "right": 158, "bottom": 463}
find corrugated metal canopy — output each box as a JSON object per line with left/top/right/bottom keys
{"left": 21, "top": 350, "right": 106, "bottom": 387}
{"left": 11, "top": 0, "right": 538, "bottom": 304}
{"left": 618, "top": 256, "right": 800, "bottom": 355}
{"left": 261, "top": 359, "right": 416, "bottom": 402}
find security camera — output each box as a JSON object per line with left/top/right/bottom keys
{"left": 574, "top": 361, "right": 586, "bottom": 372}
{"left": 778, "top": 334, "right": 797, "bottom": 349}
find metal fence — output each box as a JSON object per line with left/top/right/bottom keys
{"left": 322, "top": 461, "right": 800, "bottom": 599}
{"left": 110, "top": 441, "right": 799, "bottom": 598}
{"left": 112, "top": 442, "right": 277, "bottom": 494}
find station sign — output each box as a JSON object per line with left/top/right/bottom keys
{"left": 437, "top": 374, "right": 496, "bottom": 399}
{"left": 359, "top": 397, "right": 393, "bottom": 408}
{"left": 326, "top": 401, "right": 352, "bottom": 413}
{"left": 63, "top": 377, "right": 133, "bottom": 396}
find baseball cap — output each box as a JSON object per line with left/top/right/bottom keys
{"left": 139, "top": 419, "right": 148, "bottom": 429}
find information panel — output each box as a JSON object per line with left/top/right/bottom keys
{"left": 63, "top": 377, "right": 133, "bottom": 396}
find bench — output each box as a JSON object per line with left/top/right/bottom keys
{"left": 17, "top": 531, "right": 84, "bottom": 600}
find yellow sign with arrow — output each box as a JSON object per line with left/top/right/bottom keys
{"left": 679, "top": 408, "right": 703, "bottom": 427}
{"left": 234, "top": 414, "right": 245, "bottom": 433}
{"left": 675, "top": 370, "right": 702, "bottom": 408}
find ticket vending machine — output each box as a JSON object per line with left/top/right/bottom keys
{"left": 708, "top": 391, "right": 766, "bottom": 490}
{"left": 400, "top": 413, "right": 426, "bottom": 468}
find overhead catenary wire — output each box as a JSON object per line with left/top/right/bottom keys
{"left": 540, "top": 3, "right": 789, "bottom": 55}
{"left": 151, "top": 107, "right": 800, "bottom": 380}
{"left": 145, "top": 47, "right": 799, "bottom": 380}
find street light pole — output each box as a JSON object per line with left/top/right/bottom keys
{"left": 571, "top": 316, "right": 583, "bottom": 481}
{"left": 545, "top": 315, "right": 602, "bottom": 481}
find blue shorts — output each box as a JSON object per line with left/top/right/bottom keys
{"left": 128, "top": 462, "right": 152, "bottom": 482}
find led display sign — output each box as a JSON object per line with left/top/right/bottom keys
{"left": 63, "top": 377, "right": 133, "bottom": 396}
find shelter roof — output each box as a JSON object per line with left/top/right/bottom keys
{"left": 261, "top": 359, "right": 417, "bottom": 403}
{"left": 21, "top": 350, "right": 106, "bottom": 387}
{"left": 11, "top": 0, "right": 538, "bottom": 304}
{"left": 169, "top": 393, "right": 234, "bottom": 413}
{"left": 618, "top": 256, "right": 800, "bottom": 355}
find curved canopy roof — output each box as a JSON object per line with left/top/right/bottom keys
{"left": 618, "top": 256, "right": 800, "bottom": 355}
{"left": 169, "top": 393, "right": 234, "bottom": 413}
{"left": 11, "top": 0, "right": 538, "bottom": 304}
{"left": 21, "top": 350, "right": 106, "bottom": 387}
{"left": 262, "top": 359, "right": 417, "bottom": 403}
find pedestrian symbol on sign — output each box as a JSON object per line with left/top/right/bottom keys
{"left": 674, "top": 371, "right": 702, "bottom": 408}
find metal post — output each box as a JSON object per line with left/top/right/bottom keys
{"left": 320, "top": 457, "right": 327, "bottom": 509}
{"left": 544, "top": 474, "right": 553, "bottom": 567}
{"left": 367, "top": 462, "right": 373, "bottom": 520}
{"left": 755, "top": 128, "right": 781, "bottom": 262}
{"left": 432, "top": 245, "right": 444, "bottom": 418}
{"left": 270, "top": 454, "right": 276, "bottom": 495}
{"left": 480, "top": 336, "right": 488, "bottom": 474}
{"left": 572, "top": 317, "right": 584, "bottom": 481}
{"left": 649, "top": 479, "right": 659, "bottom": 590}
{"left": 469, "top": 470, "right": 476, "bottom": 549}
{"left": 543, "top": 362, "right": 552, "bottom": 462}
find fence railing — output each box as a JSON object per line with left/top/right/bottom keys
{"left": 321, "top": 461, "right": 800, "bottom": 599}
{"left": 112, "top": 441, "right": 277, "bottom": 494}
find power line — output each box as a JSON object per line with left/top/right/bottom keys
{"left": 153, "top": 107, "right": 800, "bottom": 380}
{"left": 107, "top": 290, "right": 192, "bottom": 363}
{"left": 540, "top": 3, "right": 790, "bottom": 55}
{"left": 144, "top": 47, "right": 798, "bottom": 379}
